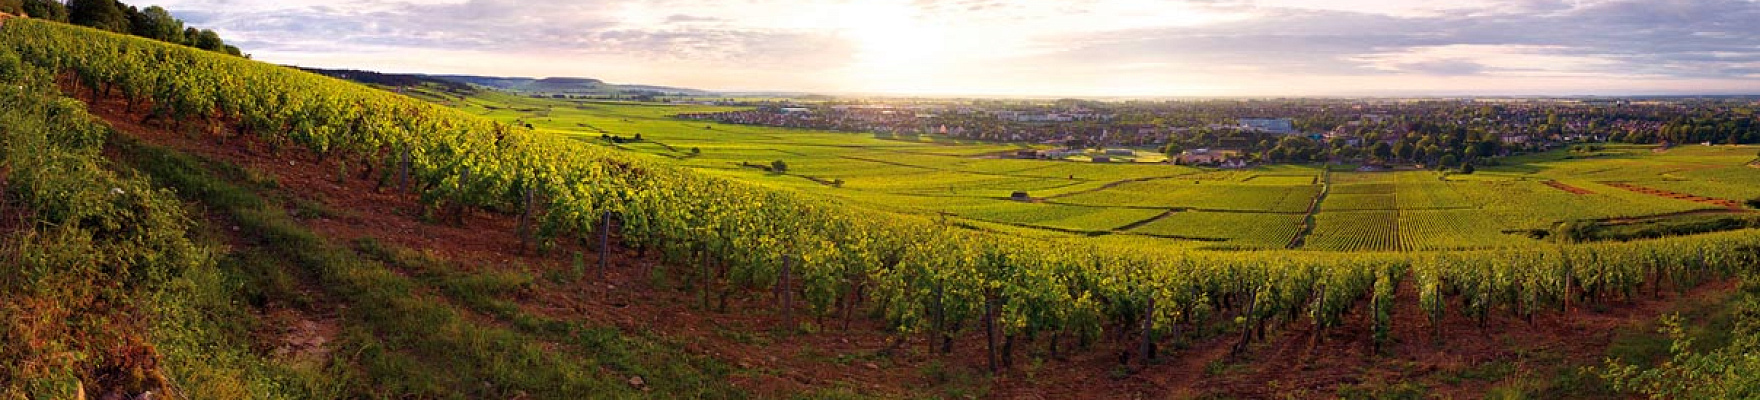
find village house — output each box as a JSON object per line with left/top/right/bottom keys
{"left": 1178, "top": 148, "right": 1241, "bottom": 164}
{"left": 1037, "top": 149, "right": 1084, "bottom": 159}
{"left": 1239, "top": 118, "right": 1297, "bottom": 135}
{"left": 1323, "top": 129, "right": 1363, "bottom": 146}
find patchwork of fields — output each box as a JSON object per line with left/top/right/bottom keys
{"left": 441, "top": 92, "right": 1760, "bottom": 252}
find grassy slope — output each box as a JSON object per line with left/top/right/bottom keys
{"left": 106, "top": 134, "right": 745, "bottom": 398}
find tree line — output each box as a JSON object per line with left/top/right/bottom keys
{"left": 0, "top": 0, "right": 241, "bottom": 56}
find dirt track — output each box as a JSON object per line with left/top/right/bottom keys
{"left": 1542, "top": 180, "right": 1594, "bottom": 195}
{"left": 1603, "top": 181, "right": 1744, "bottom": 210}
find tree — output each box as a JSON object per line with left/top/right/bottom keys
{"left": 771, "top": 160, "right": 788, "bottom": 173}
{"left": 69, "top": 0, "right": 130, "bottom": 32}
{"left": 1371, "top": 142, "right": 1393, "bottom": 162}
{"left": 1438, "top": 154, "right": 1459, "bottom": 170}
{"left": 129, "top": 6, "right": 185, "bottom": 43}
{"left": 1474, "top": 139, "right": 1501, "bottom": 159}
{"left": 193, "top": 28, "right": 225, "bottom": 51}
{"left": 1334, "top": 145, "right": 1360, "bottom": 161}
{"left": 22, "top": 0, "right": 68, "bottom": 21}
{"left": 1161, "top": 142, "right": 1183, "bottom": 158}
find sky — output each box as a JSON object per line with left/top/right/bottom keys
{"left": 154, "top": 0, "right": 1760, "bottom": 97}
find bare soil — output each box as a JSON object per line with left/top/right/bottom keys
{"left": 1542, "top": 180, "right": 1594, "bottom": 195}
{"left": 1603, "top": 181, "right": 1744, "bottom": 210}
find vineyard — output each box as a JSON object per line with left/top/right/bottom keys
{"left": 5, "top": 17, "right": 1760, "bottom": 398}
{"left": 1126, "top": 211, "right": 1306, "bottom": 248}
{"left": 1306, "top": 211, "right": 1403, "bottom": 252}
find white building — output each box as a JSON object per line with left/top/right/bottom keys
{"left": 1240, "top": 118, "right": 1297, "bottom": 134}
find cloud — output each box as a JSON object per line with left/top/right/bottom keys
{"left": 174, "top": 0, "right": 853, "bottom": 68}
{"left": 664, "top": 14, "right": 722, "bottom": 24}
{"left": 1392, "top": 59, "right": 1487, "bottom": 75}
{"left": 1029, "top": 0, "right": 1760, "bottom": 80}
{"left": 155, "top": 0, "right": 1760, "bottom": 94}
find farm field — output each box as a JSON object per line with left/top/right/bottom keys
{"left": 442, "top": 93, "right": 1760, "bottom": 252}
{"left": 8, "top": 16, "right": 1760, "bottom": 400}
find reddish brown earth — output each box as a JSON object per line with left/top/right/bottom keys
{"left": 1542, "top": 180, "right": 1595, "bottom": 195}
{"left": 79, "top": 91, "right": 1737, "bottom": 399}
{"left": 1603, "top": 181, "right": 1744, "bottom": 210}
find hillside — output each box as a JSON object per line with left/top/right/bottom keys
{"left": 298, "top": 67, "right": 716, "bottom": 97}
{"left": 3, "top": 16, "right": 1759, "bottom": 400}
{"left": 298, "top": 67, "right": 477, "bottom": 96}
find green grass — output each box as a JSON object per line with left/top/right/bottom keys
{"left": 422, "top": 92, "right": 1760, "bottom": 253}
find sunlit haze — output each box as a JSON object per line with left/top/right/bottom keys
{"left": 156, "top": 0, "right": 1760, "bottom": 96}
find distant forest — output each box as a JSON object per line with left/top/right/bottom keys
{"left": 0, "top": 0, "right": 241, "bottom": 56}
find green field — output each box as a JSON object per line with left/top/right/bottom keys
{"left": 436, "top": 93, "right": 1760, "bottom": 252}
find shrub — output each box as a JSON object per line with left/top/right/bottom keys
{"left": 771, "top": 160, "right": 788, "bottom": 173}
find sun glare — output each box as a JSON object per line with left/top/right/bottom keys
{"left": 836, "top": 0, "right": 955, "bottom": 91}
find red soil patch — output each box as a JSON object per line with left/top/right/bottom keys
{"left": 1542, "top": 180, "right": 1594, "bottom": 195}
{"left": 78, "top": 89, "right": 1742, "bottom": 399}
{"left": 1603, "top": 181, "right": 1745, "bottom": 210}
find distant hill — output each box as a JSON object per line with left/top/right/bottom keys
{"left": 299, "top": 67, "right": 716, "bottom": 97}
{"left": 428, "top": 74, "right": 715, "bottom": 96}
{"left": 299, "top": 67, "right": 477, "bottom": 95}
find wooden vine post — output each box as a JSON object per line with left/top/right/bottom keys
{"left": 931, "top": 282, "right": 948, "bottom": 354}
{"left": 397, "top": 148, "right": 411, "bottom": 194}
{"left": 455, "top": 166, "right": 471, "bottom": 225}
{"left": 1234, "top": 289, "right": 1258, "bottom": 355}
{"left": 598, "top": 211, "right": 611, "bottom": 280}
{"left": 777, "top": 255, "right": 795, "bottom": 332}
{"left": 698, "top": 245, "right": 711, "bottom": 310}
{"left": 1139, "top": 296, "right": 1156, "bottom": 366}
{"left": 984, "top": 297, "right": 999, "bottom": 373}
{"left": 517, "top": 183, "right": 535, "bottom": 249}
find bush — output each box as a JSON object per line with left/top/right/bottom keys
{"left": 1748, "top": 197, "right": 1760, "bottom": 210}
{"left": 771, "top": 160, "right": 788, "bottom": 173}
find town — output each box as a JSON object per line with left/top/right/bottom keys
{"left": 678, "top": 98, "right": 1759, "bottom": 169}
